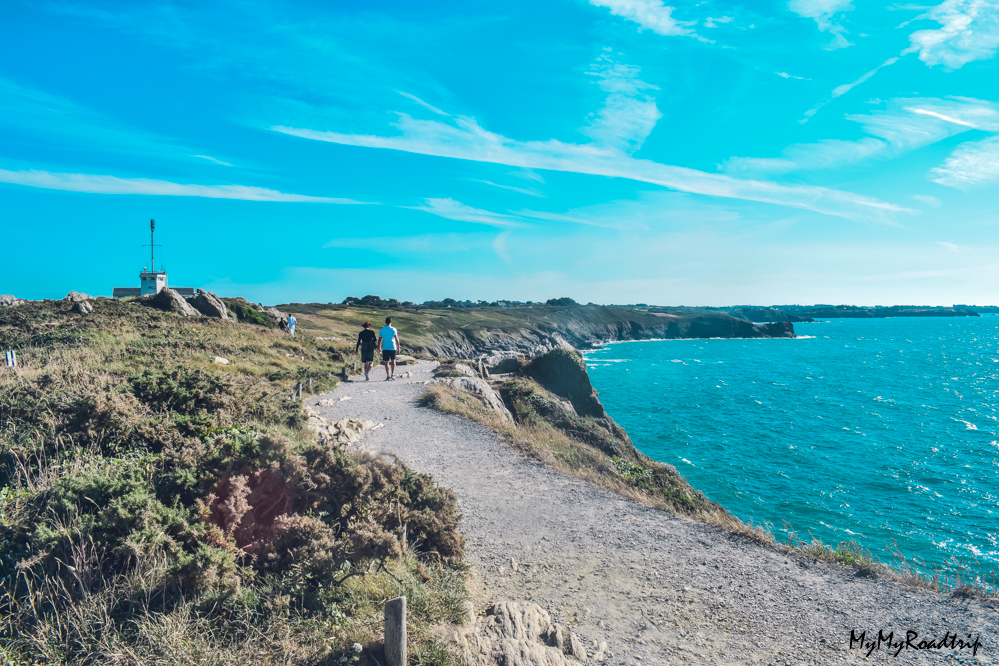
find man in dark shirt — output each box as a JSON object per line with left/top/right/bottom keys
{"left": 355, "top": 321, "right": 377, "bottom": 381}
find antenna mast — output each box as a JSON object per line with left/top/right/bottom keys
{"left": 150, "top": 219, "right": 155, "bottom": 271}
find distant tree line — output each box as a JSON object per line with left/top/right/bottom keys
{"left": 341, "top": 295, "right": 579, "bottom": 309}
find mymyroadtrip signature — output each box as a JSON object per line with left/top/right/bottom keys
{"left": 850, "top": 629, "right": 983, "bottom": 658}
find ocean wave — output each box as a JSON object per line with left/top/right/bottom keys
{"left": 952, "top": 417, "right": 978, "bottom": 431}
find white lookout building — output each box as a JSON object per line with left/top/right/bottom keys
{"left": 113, "top": 220, "right": 195, "bottom": 298}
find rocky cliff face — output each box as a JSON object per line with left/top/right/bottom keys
{"left": 412, "top": 306, "right": 795, "bottom": 358}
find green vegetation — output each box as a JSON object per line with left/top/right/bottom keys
{"left": 0, "top": 298, "right": 467, "bottom": 665}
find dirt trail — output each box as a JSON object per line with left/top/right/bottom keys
{"left": 312, "top": 361, "right": 996, "bottom": 665}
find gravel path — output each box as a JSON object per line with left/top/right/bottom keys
{"left": 312, "top": 361, "right": 997, "bottom": 665}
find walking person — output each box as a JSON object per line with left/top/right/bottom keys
{"left": 378, "top": 317, "right": 400, "bottom": 380}
{"left": 287, "top": 314, "right": 297, "bottom": 337}
{"left": 355, "top": 321, "right": 377, "bottom": 381}
{"left": 278, "top": 316, "right": 288, "bottom": 334}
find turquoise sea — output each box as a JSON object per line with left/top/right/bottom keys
{"left": 583, "top": 316, "right": 999, "bottom": 583}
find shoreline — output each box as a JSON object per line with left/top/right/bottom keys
{"left": 580, "top": 322, "right": 999, "bottom": 590}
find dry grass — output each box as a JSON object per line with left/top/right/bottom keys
{"left": 0, "top": 298, "right": 470, "bottom": 665}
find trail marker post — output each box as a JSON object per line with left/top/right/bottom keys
{"left": 4, "top": 350, "right": 15, "bottom": 368}
{"left": 384, "top": 596, "right": 406, "bottom": 666}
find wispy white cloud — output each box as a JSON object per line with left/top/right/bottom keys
{"left": 801, "top": 57, "right": 899, "bottom": 121}
{"left": 473, "top": 180, "right": 545, "bottom": 197}
{"left": 905, "top": 0, "right": 999, "bottom": 69}
{"left": 273, "top": 91, "right": 908, "bottom": 222}
{"left": 589, "top": 0, "right": 700, "bottom": 39}
{"left": 776, "top": 71, "right": 811, "bottom": 80}
{"left": 831, "top": 58, "right": 899, "bottom": 98}
{"left": 510, "top": 169, "right": 546, "bottom": 183}
{"left": 930, "top": 135, "right": 999, "bottom": 187}
{"left": 914, "top": 194, "right": 942, "bottom": 207}
{"left": 397, "top": 91, "right": 449, "bottom": 116}
{"left": 409, "top": 198, "right": 525, "bottom": 227}
{"left": 323, "top": 234, "right": 479, "bottom": 253}
{"left": 788, "top": 0, "right": 855, "bottom": 49}
{"left": 192, "top": 154, "right": 235, "bottom": 166}
{"left": 704, "top": 16, "right": 734, "bottom": 27}
{"left": 492, "top": 231, "right": 513, "bottom": 264}
{"left": 935, "top": 241, "right": 964, "bottom": 251}
{"left": 581, "top": 54, "right": 661, "bottom": 152}
{"left": 725, "top": 97, "right": 988, "bottom": 175}
{"left": 0, "top": 76, "right": 187, "bottom": 159}
{"left": 0, "top": 168, "right": 361, "bottom": 202}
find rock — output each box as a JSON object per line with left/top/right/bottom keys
{"left": 63, "top": 291, "right": 93, "bottom": 302}
{"left": 74, "top": 300, "right": 93, "bottom": 315}
{"left": 486, "top": 353, "right": 521, "bottom": 374}
{"left": 453, "top": 363, "right": 477, "bottom": 377}
{"left": 303, "top": 407, "right": 378, "bottom": 447}
{"left": 0, "top": 295, "right": 24, "bottom": 307}
{"left": 429, "top": 376, "right": 514, "bottom": 425}
{"left": 190, "top": 289, "right": 229, "bottom": 319}
{"left": 448, "top": 602, "right": 578, "bottom": 666}
{"left": 144, "top": 288, "right": 200, "bottom": 316}
{"left": 264, "top": 306, "right": 281, "bottom": 316}
{"left": 594, "top": 641, "right": 608, "bottom": 662}
{"left": 396, "top": 354, "right": 416, "bottom": 365}
{"left": 524, "top": 348, "right": 605, "bottom": 418}
{"left": 213, "top": 356, "right": 230, "bottom": 365}
{"left": 568, "top": 633, "right": 587, "bottom": 662}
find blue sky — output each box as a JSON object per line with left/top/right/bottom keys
{"left": 2, "top": 0, "right": 998, "bottom": 305}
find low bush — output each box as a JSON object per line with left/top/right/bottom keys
{"left": 0, "top": 298, "right": 467, "bottom": 665}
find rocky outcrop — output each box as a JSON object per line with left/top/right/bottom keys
{"left": 410, "top": 306, "right": 796, "bottom": 359}
{"left": 523, "top": 349, "right": 603, "bottom": 418}
{"left": 74, "top": 300, "right": 93, "bottom": 315}
{"left": 190, "top": 289, "right": 229, "bottom": 319}
{"left": 143, "top": 288, "right": 200, "bottom": 316}
{"left": 449, "top": 602, "right": 585, "bottom": 666}
{"left": 304, "top": 406, "right": 379, "bottom": 447}
{"left": 430, "top": 376, "right": 514, "bottom": 425}
{"left": 0, "top": 295, "right": 24, "bottom": 307}
{"left": 63, "top": 291, "right": 93, "bottom": 302}
{"left": 484, "top": 353, "right": 520, "bottom": 374}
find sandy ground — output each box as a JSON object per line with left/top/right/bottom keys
{"left": 312, "top": 361, "right": 997, "bottom": 665}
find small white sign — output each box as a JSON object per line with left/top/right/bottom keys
{"left": 4, "top": 350, "right": 15, "bottom": 367}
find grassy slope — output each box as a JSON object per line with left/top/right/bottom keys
{"left": 0, "top": 299, "right": 468, "bottom": 666}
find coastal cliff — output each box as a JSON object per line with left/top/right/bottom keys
{"left": 278, "top": 303, "right": 797, "bottom": 359}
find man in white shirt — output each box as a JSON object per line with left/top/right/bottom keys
{"left": 287, "top": 314, "right": 297, "bottom": 337}
{"left": 377, "top": 317, "right": 400, "bottom": 380}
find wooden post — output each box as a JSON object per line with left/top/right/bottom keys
{"left": 307, "top": 377, "right": 313, "bottom": 393}
{"left": 384, "top": 596, "right": 406, "bottom": 666}
{"left": 295, "top": 382, "right": 302, "bottom": 400}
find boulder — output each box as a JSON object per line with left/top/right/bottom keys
{"left": 145, "top": 288, "right": 200, "bottom": 316}
{"left": 485, "top": 353, "right": 520, "bottom": 374}
{"left": 213, "top": 356, "right": 230, "bottom": 365}
{"left": 63, "top": 291, "right": 93, "bottom": 302}
{"left": 523, "top": 348, "right": 605, "bottom": 418}
{"left": 0, "top": 295, "right": 24, "bottom": 307}
{"left": 190, "top": 289, "right": 229, "bottom": 319}
{"left": 430, "top": 376, "right": 514, "bottom": 425}
{"left": 74, "top": 300, "right": 93, "bottom": 315}
{"left": 303, "top": 406, "right": 380, "bottom": 447}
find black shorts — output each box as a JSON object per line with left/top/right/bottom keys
{"left": 361, "top": 349, "right": 375, "bottom": 363}
{"left": 381, "top": 349, "right": 397, "bottom": 362}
